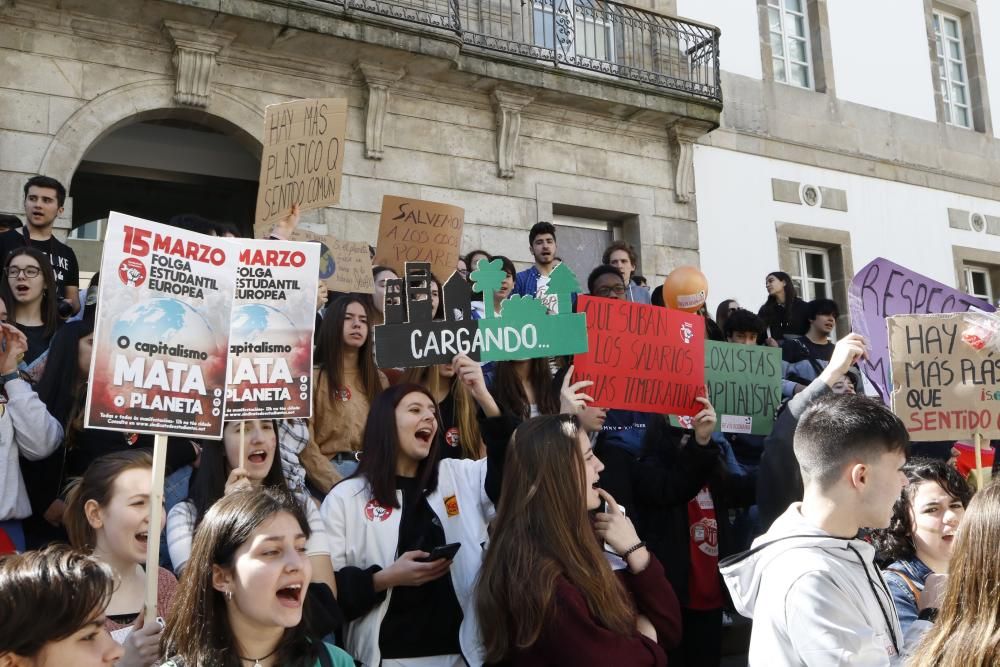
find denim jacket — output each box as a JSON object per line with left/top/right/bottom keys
{"left": 883, "top": 556, "right": 932, "bottom": 635}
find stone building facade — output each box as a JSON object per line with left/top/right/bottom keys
{"left": 0, "top": 0, "right": 723, "bottom": 284}
{"left": 677, "top": 0, "right": 1000, "bottom": 330}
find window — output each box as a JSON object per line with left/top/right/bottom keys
{"left": 767, "top": 0, "right": 812, "bottom": 88}
{"left": 551, "top": 214, "right": 620, "bottom": 282}
{"left": 69, "top": 218, "right": 103, "bottom": 240}
{"left": 933, "top": 10, "right": 972, "bottom": 128}
{"left": 532, "top": 0, "right": 615, "bottom": 62}
{"left": 964, "top": 266, "right": 992, "bottom": 302}
{"left": 789, "top": 244, "right": 831, "bottom": 300}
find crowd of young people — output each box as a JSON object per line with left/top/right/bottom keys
{"left": 1, "top": 174, "right": 999, "bottom": 667}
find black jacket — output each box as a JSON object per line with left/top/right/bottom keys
{"left": 633, "top": 416, "right": 755, "bottom": 606}
{"left": 756, "top": 376, "right": 833, "bottom": 530}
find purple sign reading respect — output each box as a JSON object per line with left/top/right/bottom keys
{"left": 849, "top": 257, "right": 995, "bottom": 402}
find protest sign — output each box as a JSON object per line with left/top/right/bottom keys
{"left": 85, "top": 212, "right": 236, "bottom": 439}
{"left": 574, "top": 297, "right": 705, "bottom": 415}
{"left": 255, "top": 98, "right": 347, "bottom": 227}
{"left": 702, "top": 341, "right": 781, "bottom": 435}
{"left": 849, "top": 257, "right": 994, "bottom": 401}
{"left": 375, "top": 195, "right": 464, "bottom": 282}
{"left": 287, "top": 228, "right": 374, "bottom": 294}
{"left": 373, "top": 260, "right": 588, "bottom": 368}
{"left": 888, "top": 312, "right": 1000, "bottom": 441}
{"left": 225, "top": 239, "right": 319, "bottom": 419}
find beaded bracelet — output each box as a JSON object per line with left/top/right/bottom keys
{"left": 621, "top": 541, "right": 646, "bottom": 559}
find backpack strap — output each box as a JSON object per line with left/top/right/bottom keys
{"left": 885, "top": 567, "right": 921, "bottom": 603}
{"left": 316, "top": 642, "right": 334, "bottom": 667}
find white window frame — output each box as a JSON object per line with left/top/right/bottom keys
{"left": 532, "top": 0, "right": 616, "bottom": 63}
{"left": 964, "top": 265, "right": 993, "bottom": 302}
{"left": 767, "top": 0, "right": 813, "bottom": 89}
{"left": 933, "top": 10, "right": 972, "bottom": 129}
{"left": 68, "top": 218, "right": 104, "bottom": 241}
{"left": 790, "top": 244, "right": 831, "bottom": 301}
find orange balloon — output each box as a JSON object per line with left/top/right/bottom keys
{"left": 663, "top": 266, "right": 708, "bottom": 312}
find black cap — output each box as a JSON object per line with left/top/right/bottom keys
{"left": 0, "top": 214, "right": 22, "bottom": 230}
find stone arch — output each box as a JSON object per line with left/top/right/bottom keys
{"left": 38, "top": 79, "right": 264, "bottom": 189}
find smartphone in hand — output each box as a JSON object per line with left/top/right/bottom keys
{"left": 417, "top": 542, "right": 461, "bottom": 563}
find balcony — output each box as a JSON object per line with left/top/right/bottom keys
{"left": 312, "top": 0, "right": 721, "bottom": 104}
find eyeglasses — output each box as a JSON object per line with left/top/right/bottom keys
{"left": 595, "top": 284, "right": 626, "bottom": 297}
{"left": 6, "top": 266, "right": 40, "bottom": 278}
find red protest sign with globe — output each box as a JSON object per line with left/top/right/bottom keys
{"left": 226, "top": 239, "right": 320, "bottom": 419}
{"left": 86, "top": 212, "right": 236, "bottom": 438}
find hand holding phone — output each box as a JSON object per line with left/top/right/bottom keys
{"left": 417, "top": 542, "right": 461, "bottom": 563}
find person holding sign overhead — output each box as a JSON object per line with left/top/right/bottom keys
{"left": 299, "top": 295, "right": 388, "bottom": 495}
{"left": 162, "top": 487, "right": 355, "bottom": 667}
{"left": 166, "top": 419, "right": 336, "bottom": 594}
{"left": 63, "top": 451, "right": 176, "bottom": 666}
{"left": 322, "top": 355, "right": 505, "bottom": 667}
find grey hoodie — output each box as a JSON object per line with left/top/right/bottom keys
{"left": 720, "top": 504, "right": 905, "bottom": 666}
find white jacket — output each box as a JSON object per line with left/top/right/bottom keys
{"left": 0, "top": 379, "right": 63, "bottom": 521}
{"left": 321, "top": 457, "right": 493, "bottom": 667}
{"left": 720, "top": 504, "right": 908, "bottom": 666}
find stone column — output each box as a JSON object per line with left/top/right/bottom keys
{"left": 162, "top": 21, "right": 236, "bottom": 109}
{"left": 357, "top": 63, "right": 406, "bottom": 160}
{"left": 491, "top": 88, "right": 534, "bottom": 179}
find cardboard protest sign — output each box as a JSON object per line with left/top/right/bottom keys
{"left": 683, "top": 341, "right": 781, "bottom": 435}
{"left": 255, "top": 98, "right": 347, "bottom": 227}
{"left": 375, "top": 195, "right": 464, "bottom": 282}
{"left": 574, "top": 297, "right": 705, "bottom": 415}
{"left": 888, "top": 313, "right": 1000, "bottom": 441}
{"left": 849, "top": 257, "right": 994, "bottom": 401}
{"left": 225, "top": 239, "right": 319, "bottom": 419}
{"left": 85, "top": 212, "right": 236, "bottom": 438}
{"left": 373, "top": 260, "right": 588, "bottom": 368}
{"left": 286, "top": 228, "right": 374, "bottom": 294}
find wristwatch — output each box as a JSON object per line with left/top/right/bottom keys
{"left": 0, "top": 371, "right": 21, "bottom": 385}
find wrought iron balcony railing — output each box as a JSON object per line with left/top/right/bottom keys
{"left": 316, "top": 0, "right": 721, "bottom": 102}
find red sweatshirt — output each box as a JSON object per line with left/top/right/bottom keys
{"left": 506, "top": 554, "right": 681, "bottom": 666}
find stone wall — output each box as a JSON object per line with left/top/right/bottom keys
{"left": 0, "top": 0, "right": 715, "bottom": 281}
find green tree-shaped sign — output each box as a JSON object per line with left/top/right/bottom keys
{"left": 470, "top": 258, "right": 508, "bottom": 320}
{"left": 546, "top": 263, "right": 581, "bottom": 315}
{"left": 499, "top": 295, "right": 548, "bottom": 321}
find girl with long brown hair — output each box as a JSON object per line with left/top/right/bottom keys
{"left": 161, "top": 487, "right": 355, "bottom": 667}
{"left": 488, "top": 358, "right": 559, "bottom": 419}
{"left": 908, "top": 481, "right": 1000, "bottom": 667}
{"left": 0, "top": 246, "right": 61, "bottom": 377}
{"left": 299, "top": 295, "right": 387, "bottom": 494}
{"left": 476, "top": 415, "right": 681, "bottom": 666}
{"left": 401, "top": 363, "right": 484, "bottom": 460}
{"left": 321, "top": 355, "right": 505, "bottom": 667}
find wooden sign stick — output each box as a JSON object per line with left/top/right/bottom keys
{"left": 145, "top": 433, "right": 168, "bottom": 622}
{"left": 239, "top": 423, "right": 246, "bottom": 472}
{"left": 974, "top": 431, "right": 985, "bottom": 490}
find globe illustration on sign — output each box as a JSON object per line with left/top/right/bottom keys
{"left": 317, "top": 243, "right": 336, "bottom": 280}
{"left": 231, "top": 303, "right": 297, "bottom": 346}
{"left": 113, "top": 298, "right": 214, "bottom": 354}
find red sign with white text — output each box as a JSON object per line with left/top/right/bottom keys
{"left": 574, "top": 296, "right": 705, "bottom": 415}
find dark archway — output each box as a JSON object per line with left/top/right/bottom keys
{"left": 69, "top": 113, "right": 260, "bottom": 242}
